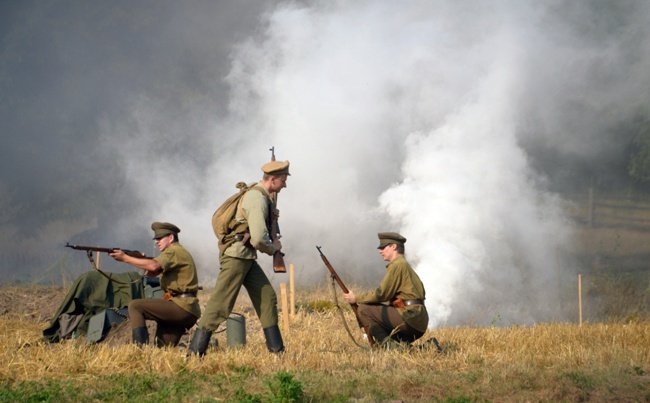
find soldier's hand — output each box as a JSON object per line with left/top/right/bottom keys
{"left": 344, "top": 291, "right": 356, "bottom": 304}
{"left": 272, "top": 236, "right": 282, "bottom": 252}
{"left": 109, "top": 249, "right": 126, "bottom": 262}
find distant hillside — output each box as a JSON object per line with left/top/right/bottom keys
{"left": 570, "top": 188, "right": 650, "bottom": 273}
{"left": 566, "top": 186, "right": 650, "bottom": 321}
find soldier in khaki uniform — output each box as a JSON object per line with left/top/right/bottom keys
{"left": 110, "top": 222, "right": 201, "bottom": 347}
{"left": 344, "top": 232, "right": 428, "bottom": 347}
{"left": 188, "top": 160, "right": 290, "bottom": 356}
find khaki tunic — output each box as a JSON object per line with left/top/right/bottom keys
{"left": 356, "top": 255, "right": 428, "bottom": 332}
{"left": 224, "top": 181, "right": 276, "bottom": 259}
{"left": 154, "top": 242, "right": 201, "bottom": 318}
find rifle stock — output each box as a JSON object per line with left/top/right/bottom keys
{"left": 269, "top": 146, "right": 287, "bottom": 273}
{"left": 270, "top": 196, "right": 286, "bottom": 272}
{"left": 65, "top": 243, "right": 152, "bottom": 259}
{"left": 316, "top": 246, "right": 376, "bottom": 346}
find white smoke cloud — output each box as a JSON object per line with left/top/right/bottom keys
{"left": 200, "top": 0, "right": 636, "bottom": 327}
{"left": 5, "top": 1, "right": 648, "bottom": 326}
{"left": 379, "top": 51, "right": 572, "bottom": 327}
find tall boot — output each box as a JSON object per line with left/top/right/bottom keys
{"left": 132, "top": 326, "right": 149, "bottom": 346}
{"left": 187, "top": 327, "right": 212, "bottom": 357}
{"left": 263, "top": 325, "right": 285, "bottom": 353}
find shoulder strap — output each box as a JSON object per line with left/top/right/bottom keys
{"left": 237, "top": 185, "right": 266, "bottom": 221}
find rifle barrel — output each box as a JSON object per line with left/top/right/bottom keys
{"left": 317, "top": 246, "right": 350, "bottom": 293}
{"left": 66, "top": 243, "right": 114, "bottom": 253}
{"left": 65, "top": 243, "right": 151, "bottom": 259}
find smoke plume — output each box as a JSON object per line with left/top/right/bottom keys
{"left": 2, "top": 1, "right": 650, "bottom": 327}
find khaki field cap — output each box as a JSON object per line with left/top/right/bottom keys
{"left": 377, "top": 232, "right": 407, "bottom": 249}
{"left": 262, "top": 160, "right": 290, "bottom": 176}
{"left": 151, "top": 222, "right": 181, "bottom": 239}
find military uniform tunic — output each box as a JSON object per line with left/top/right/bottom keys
{"left": 356, "top": 255, "right": 429, "bottom": 334}
{"left": 154, "top": 242, "right": 201, "bottom": 318}
{"left": 224, "top": 183, "right": 276, "bottom": 259}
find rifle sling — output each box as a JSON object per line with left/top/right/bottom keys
{"left": 329, "top": 274, "right": 372, "bottom": 350}
{"left": 85, "top": 250, "right": 142, "bottom": 285}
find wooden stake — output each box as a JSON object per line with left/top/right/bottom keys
{"left": 289, "top": 264, "right": 295, "bottom": 316}
{"left": 588, "top": 186, "right": 594, "bottom": 228}
{"left": 578, "top": 274, "right": 583, "bottom": 326}
{"left": 280, "top": 283, "right": 289, "bottom": 331}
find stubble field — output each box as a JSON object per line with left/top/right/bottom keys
{"left": 1, "top": 284, "right": 649, "bottom": 402}
{"left": 2, "top": 192, "right": 650, "bottom": 402}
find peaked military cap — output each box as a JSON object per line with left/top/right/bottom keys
{"left": 262, "top": 160, "right": 290, "bottom": 176}
{"left": 377, "top": 232, "right": 407, "bottom": 249}
{"left": 151, "top": 222, "right": 181, "bottom": 239}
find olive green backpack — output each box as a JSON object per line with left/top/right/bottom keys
{"left": 211, "top": 182, "right": 264, "bottom": 255}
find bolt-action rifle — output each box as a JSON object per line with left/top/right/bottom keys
{"left": 65, "top": 243, "right": 152, "bottom": 259}
{"left": 316, "top": 246, "right": 376, "bottom": 347}
{"left": 65, "top": 243, "right": 152, "bottom": 284}
{"left": 269, "top": 146, "right": 287, "bottom": 273}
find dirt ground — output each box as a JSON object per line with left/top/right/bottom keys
{"left": 0, "top": 286, "right": 66, "bottom": 323}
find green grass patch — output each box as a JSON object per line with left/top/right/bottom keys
{"left": 297, "top": 299, "right": 339, "bottom": 312}
{"left": 0, "top": 379, "right": 82, "bottom": 402}
{"left": 0, "top": 371, "right": 308, "bottom": 403}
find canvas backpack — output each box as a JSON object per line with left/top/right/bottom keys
{"left": 211, "top": 181, "right": 264, "bottom": 255}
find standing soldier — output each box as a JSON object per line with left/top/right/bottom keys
{"left": 110, "top": 222, "right": 201, "bottom": 347}
{"left": 344, "top": 232, "right": 429, "bottom": 348}
{"left": 188, "top": 160, "right": 290, "bottom": 356}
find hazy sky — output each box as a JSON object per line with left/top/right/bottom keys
{"left": 2, "top": 0, "right": 649, "bottom": 327}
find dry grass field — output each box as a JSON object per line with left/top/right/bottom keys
{"left": 2, "top": 192, "right": 650, "bottom": 402}
{"left": 1, "top": 284, "right": 650, "bottom": 402}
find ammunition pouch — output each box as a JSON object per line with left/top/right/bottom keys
{"left": 219, "top": 221, "right": 251, "bottom": 255}
{"left": 220, "top": 232, "right": 251, "bottom": 255}
{"left": 233, "top": 233, "right": 251, "bottom": 245}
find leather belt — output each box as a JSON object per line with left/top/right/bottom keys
{"left": 173, "top": 293, "right": 197, "bottom": 298}
{"left": 403, "top": 299, "right": 424, "bottom": 306}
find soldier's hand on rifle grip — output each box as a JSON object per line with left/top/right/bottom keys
{"left": 272, "top": 236, "right": 282, "bottom": 252}
{"left": 344, "top": 290, "right": 356, "bottom": 304}
{"left": 109, "top": 249, "right": 126, "bottom": 262}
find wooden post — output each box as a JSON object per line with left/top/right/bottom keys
{"left": 289, "top": 264, "right": 295, "bottom": 316}
{"left": 96, "top": 251, "right": 101, "bottom": 269}
{"left": 578, "top": 274, "right": 583, "bottom": 326}
{"left": 280, "top": 283, "right": 289, "bottom": 331}
{"left": 588, "top": 186, "right": 594, "bottom": 228}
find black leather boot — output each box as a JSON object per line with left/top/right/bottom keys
{"left": 263, "top": 325, "right": 285, "bottom": 353}
{"left": 132, "top": 326, "right": 149, "bottom": 345}
{"left": 187, "top": 327, "right": 212, "bottom": 357}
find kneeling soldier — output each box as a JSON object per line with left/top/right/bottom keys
{"left": 110, "top": 222, "right": 201, "bottom": 347}
{"left": 344, "top": 232, "right": 429, "bottom": 347}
